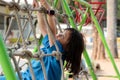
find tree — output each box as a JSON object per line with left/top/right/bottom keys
{"left": 91, "top": 0, "right": 106, "bottom": 59}
{"left": 106, "top": 0, "right": 118, "bottom": 58}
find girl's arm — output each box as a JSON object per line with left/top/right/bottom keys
{"left": 33, "top": 0, "right": 47, "bottom": 37}
{"left": 34, "top": 0, "right": 57, "bottom": 46}
{"left": 40, "top": 0, "right": 57, "bottom": 46}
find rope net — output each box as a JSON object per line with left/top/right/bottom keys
{"left": 0, "top": 0, "right": 69, "bottom": 80}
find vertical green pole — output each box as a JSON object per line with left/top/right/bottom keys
{"left": 58, "top": 0, "right": 97, "bottom": 80}
{"left": 89, "top": 8, "right": 120, "bottom": 80}
{"left": 0, "top": 35, "right": 17, "bottom": 80}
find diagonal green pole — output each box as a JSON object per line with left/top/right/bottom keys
{"left": 89, "top": 8, "right": 120, "bottom": 80}
{"left": 78, "top": 8, "right": 89, "bottom": 31}
{"left": 77, "top": 0, "right": 120, "bottom": 79}
{"left": 53, "top": 0, "right": 58, "bottom": 8}
{"left": 61, "top": 0, "right": 77, "bottom": 29}
{"left": 0, "top": 35, "right": 17, "bottom": 80}
{"left": 83, "top": 49, "right": 97, "bottom": 79}
{"left": 56, "top": 0, "right": 97, "bottom": 80}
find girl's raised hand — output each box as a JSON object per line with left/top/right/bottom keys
{"left": 33, "top": 0, "right": 39, "bottom": 8}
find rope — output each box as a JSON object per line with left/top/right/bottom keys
{"left": 0, "top": 0, "right": 71, "bottom": 80}
{"left": 4, "top": 17, "right": 14, "bottom": 41}
{"left": 13, "top": 50, "right": 61, "bottom": 59}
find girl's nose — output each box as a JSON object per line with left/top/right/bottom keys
{"left": 56, "top": 34, "right": 60, "bottom": 39}
{"left": 56, "top": 33, "right": 63, "bottom": 38}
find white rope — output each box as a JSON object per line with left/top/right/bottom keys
{"left": 13, "top": 50, "right": 61, "bottom": 59}
{"left": 4, "top": 17, "right": 14, "bottom": 41}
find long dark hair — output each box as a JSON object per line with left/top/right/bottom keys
{"left": 63, "top": 28, "right": 85, "bottom": 76}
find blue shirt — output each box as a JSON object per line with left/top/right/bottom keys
{"left": 0, "top": 35, "right": 64, "bottom": 80}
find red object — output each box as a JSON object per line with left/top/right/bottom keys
{"left": 74, "top": 0, "right": 106, "bottom": 25}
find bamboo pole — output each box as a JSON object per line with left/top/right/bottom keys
{"left": 0, "top": 35, "right": 17, "bottom": 80}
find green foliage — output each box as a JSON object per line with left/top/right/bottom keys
{"left": 117, "top": 0, "right": 120, "bottom": 18}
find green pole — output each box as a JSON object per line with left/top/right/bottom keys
{"left": 61, "top": 0, "right": 76, "bottom": 28}
{"left": 89, "top": 8, "right": 120, "bottom": 80}
{"left": 76, "top": 0, "right": 120, "bottom": 79}
{"left": 78, "top": 9, "right": 98, "bottom": 80}
{"left": 60, "top": 0, "right": 97, "bottom": 79}
{"left": 83, "top": 49, "right": 97, "bottom": 80}
{"left": 53, "top": 0, "right": 58, "bottom": 8}
{"left": 0, "top": 35, "right": 17, "bottom": 80}
{"left": 78, "top": 8, "right": 89, "bottom": 31}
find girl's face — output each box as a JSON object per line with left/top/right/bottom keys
{"left": 56, "top": 30, "right": 70, "bottom": 46}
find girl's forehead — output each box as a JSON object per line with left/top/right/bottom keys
{"left": 63, "top": 30, "right": 68, "bottom": 34}
{"left": 64, "top": 29, "right": 69, "bottom": 32}
{"left": 64, "top": 30, "right": 71, "bottom": 36}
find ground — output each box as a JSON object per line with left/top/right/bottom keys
{"left": 86, "top": 41, "right": 120, "bottom": 80}
{"left": 89, "top": 59, "right": 120, "bottom": 80}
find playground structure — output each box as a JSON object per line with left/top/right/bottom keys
{"left": 73, "top": 0, "right": 106, "bottom": 25}
{"left": 0, "top": 0, "right": 120, "bottom": 80}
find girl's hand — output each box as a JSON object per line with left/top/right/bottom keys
{"left": 33, "top": 0, "right": 39, "bottom": 8}
{"left": 33, "top": 0, "right": 46, "bottom": 8}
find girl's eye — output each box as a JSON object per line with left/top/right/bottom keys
{"left": 59, "top": 34, "right": 64, "bottom": 38}
{"left": 56, "top": 33, "right": 65, "bottom": 39}
{"left": 59, "top": 34, "right": 62, "bottom": 37}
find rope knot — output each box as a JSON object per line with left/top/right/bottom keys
{"left": 52, "top": 51, "right": 62, "bottom": 60}
{"left": 9, "top": 2, "right": 20, "bottom": 11}
{"left": 21, "top": 50, "right": 33, "bottom": 59}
